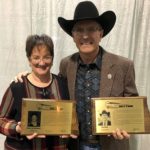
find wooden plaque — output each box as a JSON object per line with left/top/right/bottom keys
{"left": 21, "top": 98, "right": 78, "bottom": 135}
{"left": 92, "top": 96, "right": 150, "bottom": 134}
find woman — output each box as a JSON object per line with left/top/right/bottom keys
{"left": 0, "top": 34, "right": 69, "bottom": 150}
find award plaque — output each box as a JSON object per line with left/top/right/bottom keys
{"left": 92, "top": 96, "right": 150, "bottom": 134}
{"left": 21, "top": 98, "right": 78, "bottom": 135}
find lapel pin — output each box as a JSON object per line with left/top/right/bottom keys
{"left": 107, "top": 74, "right": 112, "bottom": 79}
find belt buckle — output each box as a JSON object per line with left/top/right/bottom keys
{"left": 88, "top": 139, "right": 99, "bottom": 144}
{"left": 87, "top": 135, "right": 99, "bottom": 144}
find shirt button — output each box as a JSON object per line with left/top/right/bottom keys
{"left": 87, "top": 83, "right": 90, "bottom": 87}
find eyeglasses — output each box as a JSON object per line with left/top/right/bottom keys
{"left": 30, "top": 56, "right": 52, "bottom": 63}
{"left": 72, "top": 26, "right": 102, "bottom": 36}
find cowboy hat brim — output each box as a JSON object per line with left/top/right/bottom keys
{"left": 58, "top": 11, "right": 116, "bottom": 37}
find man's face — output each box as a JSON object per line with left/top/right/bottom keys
{"left": 102, "top": 113, "right": 109, "bottom": 121}
{"left": 72, "top": 20, "right": 103, "bottom": 55}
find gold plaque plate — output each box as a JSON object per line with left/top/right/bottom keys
{"left": 92, "top": 96, "right": 150, "bottom": 134}
{"left": 21, "top": 98, "right": 78, "bottom": 135}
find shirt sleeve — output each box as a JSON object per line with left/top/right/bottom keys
{"left": 0, "top": 86, "right": 18, "bottom": 138}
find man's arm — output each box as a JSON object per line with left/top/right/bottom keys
{"left": 13, "top": 71, "right": 29, "bottom": 83}
{"left": 124, "top": 61, "right": 138, "bottom": 96}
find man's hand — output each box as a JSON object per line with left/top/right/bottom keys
{"left": 112, "top": 128, "right": 130, "bottom": 140}
{"left": 14, "top": 71, "right": 29, "bottom": 83}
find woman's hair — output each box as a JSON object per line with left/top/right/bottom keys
{"left": 26, "top": 34, "right": 54, "bottom": 58}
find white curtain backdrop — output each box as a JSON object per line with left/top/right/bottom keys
{"left": 0, "top": 0, "right": 150, "bottom": 149}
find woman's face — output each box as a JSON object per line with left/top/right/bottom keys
{"left": 29, "top": 44, "right": 53, "bottom": 77}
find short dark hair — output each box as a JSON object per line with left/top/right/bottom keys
{"left": 26, "top": 34, "right": 54, "bottom": 58}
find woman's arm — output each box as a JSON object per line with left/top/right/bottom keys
{"left": 0, "top": 87, "right": 18, "bottom": 137}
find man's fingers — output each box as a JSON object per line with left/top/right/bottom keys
{"left": 122, "top": 130, "right": 130, "bottom": 139}
{"left": 116, "top": 129, "right": 124, "bottom": 140}
{"left": 112, "top": 129, "right": 130, "bottom": 140}
{"left": 13, "top": 71, "right": 29, "bottom": 83}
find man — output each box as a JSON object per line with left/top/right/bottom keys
{"left": 58, "top": 1, "right": 138, "bottom": 150}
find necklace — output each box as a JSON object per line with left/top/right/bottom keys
{"left": 28, "top": 73, "right": 52, "bottom": 88}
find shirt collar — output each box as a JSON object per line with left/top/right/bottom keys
{"left": 78, "top": 47, "right": 102, "bottom": 70}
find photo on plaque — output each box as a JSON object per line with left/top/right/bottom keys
{"left": 98, "top": 110, "right": 111, "bottom": 127}
{"left": 92, "top": 96, "right": 150, "bottom": 134}
{"left": 27, "top": 111, "right": 41, "bottom": 128}
{"left": 21, "top": 98, "right": 79, "bottom": 135}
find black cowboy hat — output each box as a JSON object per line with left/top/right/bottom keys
{"left": 58, "top": 1, "right": 116, "bottom": 37}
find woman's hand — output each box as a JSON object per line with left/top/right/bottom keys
{"left": 16, "top": 122, "right": 46, "bottom": 140}
{"left": 60, "top": 134, "right": 78, "bottom": 139}
{"left": 26, "top": 133, "right": 46, "bottom": 140}
{"left": 16, "top": 122, "right": 22, "bottom": 133}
